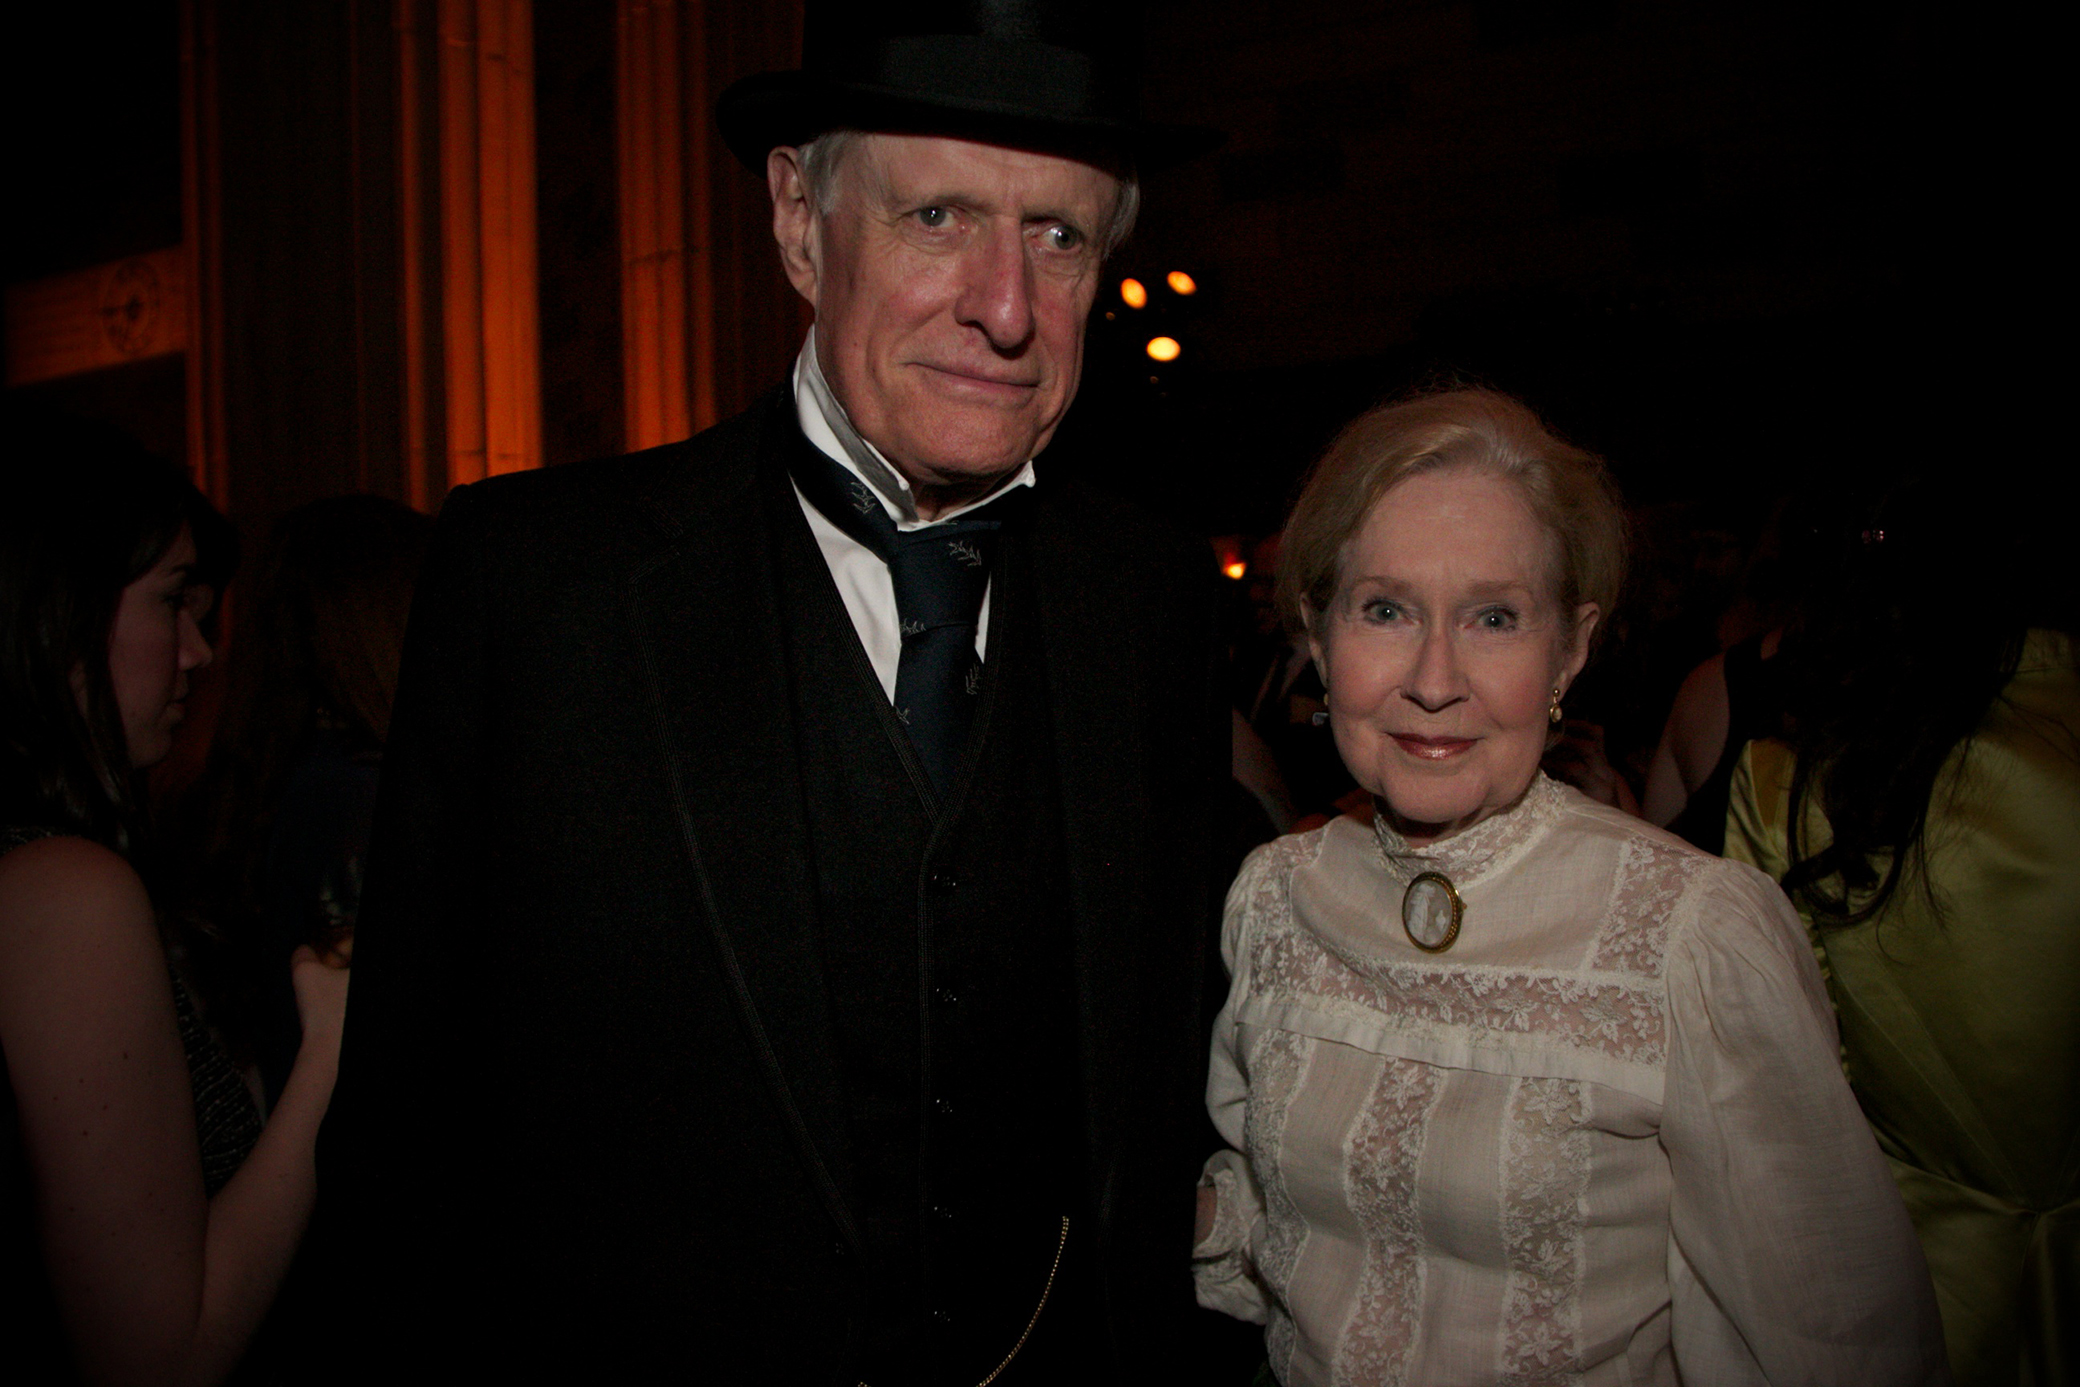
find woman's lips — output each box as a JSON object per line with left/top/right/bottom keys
{"left": 1391, "top": 733, "right": 1476, "bottom": 760}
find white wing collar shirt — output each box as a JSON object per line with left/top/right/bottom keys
{"left": 1194, "top": 774, "right": 1948, "bottom": 1386}
{"left": 792, "top": 328, "right": 1037, "bottom": 703}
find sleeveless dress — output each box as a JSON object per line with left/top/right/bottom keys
{"left": 1, "top": 825, "right": 264, "bottom": 1383}
{"left": 1667, "top": 632, "right": 1786, "bottom": 854}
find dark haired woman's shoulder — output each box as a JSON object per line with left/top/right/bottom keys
{"left": 0, "top": 826, "right": 60, "bottom": 858}
{"left": 0, "top": 834, "right": 151, "bottom": 958}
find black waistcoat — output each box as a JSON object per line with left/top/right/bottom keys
{"left": 770, "top": 467, "right": 1090, "bottom": 1384}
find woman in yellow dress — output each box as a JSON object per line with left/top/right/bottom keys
{"left": 1726, "top": 479, "right": 2078, "bottom": 1387}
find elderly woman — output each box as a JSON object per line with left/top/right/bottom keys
{"left": 1191, "top": 389, "right": 1945, "bottom": 1385}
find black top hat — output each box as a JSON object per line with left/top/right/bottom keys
{"left": 714, "top": 0, "right": 1217, "bottom": 174}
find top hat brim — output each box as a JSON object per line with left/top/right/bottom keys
{"left": 716, "top": 69, "right": 1222, "bottom": 176}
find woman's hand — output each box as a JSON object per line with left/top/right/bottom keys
{"left": 290, "top": 944, "right": 350, "bottom": 1060}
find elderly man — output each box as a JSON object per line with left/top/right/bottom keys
{"left": 320, "top": 4, "right": 1227, "bottom": 1383}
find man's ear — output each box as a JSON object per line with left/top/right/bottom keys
{"left": 768, "top": 146, "right": 820, "bottom": 306}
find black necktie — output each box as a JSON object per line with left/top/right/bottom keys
{"left": 788, "top": 435, "right": 1026, "bottom": 800}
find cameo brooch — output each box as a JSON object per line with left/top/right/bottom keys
{"left": 1401, "top": 871, "right": 1463, "bottom": 953}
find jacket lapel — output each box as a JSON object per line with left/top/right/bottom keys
{"left": 627, "top": 394, "right": 861, "bottom": 1251}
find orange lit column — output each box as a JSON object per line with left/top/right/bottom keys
{"left": 615, "top": 0, "right": 717, "bottom": 449}
{"left": 617, "top": 0, "right": 804, "bottom": 444}
{"left": 435, "top": 0, "right": 544, "bottom": 488}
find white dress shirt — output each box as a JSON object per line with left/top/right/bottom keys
{"left": 792, "top": 329, "right": 1037, "bottom": 703}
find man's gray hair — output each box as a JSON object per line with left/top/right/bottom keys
{"left": 796, "top": 129, "right": 1140, "bottom": 260}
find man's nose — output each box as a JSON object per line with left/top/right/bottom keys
{"left": 1401, "top": 625, "right": 1467, "bottom": 714}
{"left": 954, "top": 222, "right": 1036, "bottom": 352}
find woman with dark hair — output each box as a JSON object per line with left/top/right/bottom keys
{"left": 0, "top": 416, "right": 349, "bottom": 1386}
{"left": 1192, "top": 390, "right": 1942, "bottom": 1384}
{"left": 1728, "top": 478, "right": 2078, "bottom": 1387}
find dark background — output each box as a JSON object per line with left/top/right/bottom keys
{"left": 9, "top": 0, "right": 2059, "bottom": 526}
{"left": 4, "top": 0, "right": 2065, "bottom": 771}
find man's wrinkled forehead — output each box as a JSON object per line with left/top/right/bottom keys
{"left": 831, "top": 131, "right": 1121, "bottom": 219}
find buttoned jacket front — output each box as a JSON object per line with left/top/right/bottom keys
{"left": 317, "top": 387, "right": 1227, "bottom": 1383}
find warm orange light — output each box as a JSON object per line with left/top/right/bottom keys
{"left": 1145, "top": 336, "right": 1181, "bottom": 362}
{"left": 1222, "top": 560, "right": 1248, "bottom": 580}
{"left": 1119, "top": 278, "right": 1148, "bottom": 309}
{"left": 1166, "top": 270, "right": 1198, "bottom": 295}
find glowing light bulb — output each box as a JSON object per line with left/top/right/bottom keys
{"left": 1119, "top": 278, "right": 1148, "bottom": 309}
{"left": 1166, "top": 270, "right": 1197, "bottom": 295}
{"left": 1145, "top": 336, "right": 1181, "bottom": 362}
{"left": 1222, "top": 560, "right": 1247, "bottom": 580}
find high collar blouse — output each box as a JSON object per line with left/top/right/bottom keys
{"left": 1195, "top": 775, "right": 1946, "bottom": 1386}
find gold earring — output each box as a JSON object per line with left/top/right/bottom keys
{"left": 1548, "top": 687, "right": 1563, "bottom": 724}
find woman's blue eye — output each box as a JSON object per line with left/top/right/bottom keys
{"left": 1362, "top": 600, "right": 1402, "bottom": 623}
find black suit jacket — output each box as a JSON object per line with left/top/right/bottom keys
{"left": 318, "top": 389, "right": 1228, "bottom": 1381}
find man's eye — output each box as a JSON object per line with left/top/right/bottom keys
{"left": 1043, "top": 224, "right": 1084, "bottom": 251}
{"left": 915, "top": 206, "right": 950, "bottom": 228}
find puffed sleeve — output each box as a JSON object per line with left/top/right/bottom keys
{"left": 1194, "top": 846, "right": 1277, "bottom": 1324}
{"left": 1659, "top": 861, "right": 1948, "bottom": 1384}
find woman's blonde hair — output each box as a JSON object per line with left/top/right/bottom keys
{"left": 1276, "top": 387, "right": 1627, "bottom": 645}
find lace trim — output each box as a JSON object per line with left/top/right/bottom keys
{"left": 1588, "top": 833, "right": 1693, "bottom": 977}
{"left": 1336, "top": 1058, "right": 1446, "bottom": 1387}
{"left": 1236, "top": 809, "right": 1717, "bottom": 1076}
{"left": 1243, "top": 1026, "right": 1313, "bottom": 1383}
{"left": 1252, "top": 927, "right": 1670, "bottom": 1069}
{"left": 1498, "top": 1077, "right": 1592, "bottom": 1383}
{"left": 1370, "top": 773, "right": 1568, "bottom": 887}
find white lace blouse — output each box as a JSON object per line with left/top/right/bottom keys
{"left": 1194, "top": 775, "right": 1947, "bottom": 1386}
